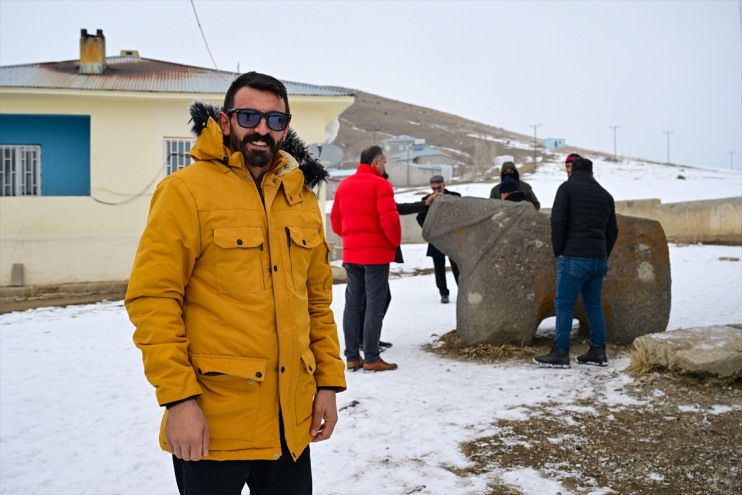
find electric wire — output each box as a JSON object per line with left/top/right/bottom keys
{"left": 190, "top": 0, "right": 218, "bottom": 70}
{"left": 90, "top": 165, "right": 166, "bottom": 206}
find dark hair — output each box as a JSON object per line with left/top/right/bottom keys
{"left": 566, "top": 153, "right": 582, "bottom": 165}
{"left": 572, "top": 157, "right": 593, "bottom": 173}
{"left": 360, "top": 145, "right": 384, "bottom": 165}
{"left": 223, "top": 71, "right": 290, "bottom": 113}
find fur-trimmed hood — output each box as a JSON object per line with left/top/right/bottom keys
{"left": 188, "top": 101, "right": 329, "bottom": 188}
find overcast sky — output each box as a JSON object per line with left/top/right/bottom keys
{"left": 1, "top": 0, "right": 740, "bottom": 170}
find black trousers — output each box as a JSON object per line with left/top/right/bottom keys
{"left": 172, "top": 431, "right": 312, "bottom": 495}
{"left": 433, "top": 256, "right": 460, "bottom": 296}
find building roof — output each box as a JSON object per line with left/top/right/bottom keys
{"left": 381, "top": 134, "right": 417, "bottom": 143}
{"left": 327, "top": 168, "right": 356, "bottom": 180}
{"left": 389, "top": 144, "right": 454, "bottom": 161}
{"left": 0, "top": 55, "right": 355, "bottom": 97}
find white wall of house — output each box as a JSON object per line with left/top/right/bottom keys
{"left": 0, "top": 89, "right": 352, "bottom": 286}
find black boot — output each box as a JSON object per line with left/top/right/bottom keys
{"left": 576, "top": 346, "right": 608, "bottom": 366}
{"left": 534, "top": 347, "right": 570, "bottom": 368}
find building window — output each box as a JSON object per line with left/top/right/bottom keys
{"left": 0, "top": 145, "right": 41, "bottom": 196}
{"left": 165, "top": 138, "right": 195, "bottom": 175}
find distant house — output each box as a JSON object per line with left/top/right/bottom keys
{"left": 381, "top": 134, "right": 417, "bottom": 153}
{"left": 381, "top": 136, "right": 457, "bottom": 187}
{"left": 0, "top": 29, "right": 354, "bottom": 287}
{"left": 325, "top": 168, "right": 356, "bottom": 200}
{"left": 543, "top": 138, "right": 566, "bottom": 149}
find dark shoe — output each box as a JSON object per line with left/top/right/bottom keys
{"left": 441, "top": 295, "right": 450, "bottom": 304}
{"left": 346, "top": 358, "right": 364, "bottom": 372}
{"left": 379, "top": 340, "right": 393, "bottom": 351}
{"left": 534, "top": 347, "right": 570, "bottom": 368}
{"left": 363, "top": 358, "right": 398, "bottom": 372}
{"left": 576, "top": 346, "right": 608, "bottom": 366}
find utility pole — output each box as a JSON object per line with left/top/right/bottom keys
{"left": 529, "top": 123, "right": 541, "bottom": 164}
{"left": 663, "top": 130, "right": 673, "bottom": 164}
{"left": 609, "top": 125, "right": 620, "bottom": 161}
{"left": 729, "top": 151, "right": 735, "bottom": 170}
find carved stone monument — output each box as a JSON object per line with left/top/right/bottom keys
{"left": 422, "top": 196, "right": 670, "bottom": 346}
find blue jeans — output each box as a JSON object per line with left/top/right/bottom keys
{"left": 554, "top": 256, "right": 608, "bottom": 351}
{"left": 342, "top": 263, "right": 390, "bottom": 364}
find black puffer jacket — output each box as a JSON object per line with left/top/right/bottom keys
{"left": 551, "top": 171, "right": 618, "bottom": 258}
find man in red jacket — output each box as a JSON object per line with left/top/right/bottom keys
{"left": 331, "top": 145, "right": 401, "bottom": 372}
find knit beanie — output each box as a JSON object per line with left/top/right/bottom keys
{"left": 500, "top": 177, "right": 520, "bottom": 194}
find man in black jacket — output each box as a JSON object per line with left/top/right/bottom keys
{"left": 417, "top": 175, "right": 461, "bottom": 304}
{"left": 535, "top": 157, "right": 619, "bottom": 368}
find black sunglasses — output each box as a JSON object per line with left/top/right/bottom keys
{"left": 226, "top": 108, "right": 291, "bottom": 132}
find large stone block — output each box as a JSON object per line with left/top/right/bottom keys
{"left": 422, "top": 196, "right": 671, "bottom": 345}
{"left": 633, "top": 325, "right": 742, "bottom": 378}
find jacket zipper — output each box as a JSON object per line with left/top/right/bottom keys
{"left": 254, "top": 178, "right": 266, "bottom": 208}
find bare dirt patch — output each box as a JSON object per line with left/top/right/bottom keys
{"left": 426, "top": 331, "right": 742, "bottom": 494}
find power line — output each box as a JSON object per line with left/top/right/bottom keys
{"left": 190, "top": 0, "right": 218, "bottom": 70}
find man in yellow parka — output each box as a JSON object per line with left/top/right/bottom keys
{"left": 125, "top": 71, "right": 346, "bottom": 495}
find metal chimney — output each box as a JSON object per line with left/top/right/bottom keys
{"left": 79, "top": 29, "right": 106, "bottom": 74}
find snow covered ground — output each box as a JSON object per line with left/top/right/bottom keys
{"left": 1, "top": 158, "right": 741, "bottom": 495}
{"left": 391, "top": 157, "right": 742, "bottom": 207}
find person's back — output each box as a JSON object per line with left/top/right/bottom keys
{"left": 551, "top": 168, "right": 617, "bottom": 259}
{"left": 331, "top": 145, "right": 400, "bottom": 373}
{"left": 536, "top": 157, "right": 618, "bottom": 369}
{"left": 332, "top": 166, "right": 400, "bottom": 264}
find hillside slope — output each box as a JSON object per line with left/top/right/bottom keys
{"left": 332, "top": 90, "right": 607, "bottom": 175}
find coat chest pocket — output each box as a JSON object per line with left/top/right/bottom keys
{"left": 284, "top": 227, "right": 322, "bottom": 291}
{"left": 213, "top": 227, "right": 265, "bottom": 294}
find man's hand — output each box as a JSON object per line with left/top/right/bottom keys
{"left": 310, "top": 389, "right": 338, "bottom": 442}
{"left": 424, "top": 191, "right": 442, "bottom": 206}
{"left": 165, "top": 399, "right": 210, "bottom": 461}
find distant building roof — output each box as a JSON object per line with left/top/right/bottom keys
{"left": 327, "top": 168, "right": 356, "bottom": 181}
{"left": 382, "top": 135, "right": 417, "bottom": 143}
{"left": 389, "top": 144, "right": 454, "bottom": 161}
{"left": 0, "top": 55, "right": 356, "bottom": 97}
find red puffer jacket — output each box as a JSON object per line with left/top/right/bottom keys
{"left": 331, "top": 164, "right": 401, "bottom": 264}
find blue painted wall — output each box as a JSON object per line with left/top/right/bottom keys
{"left": 543, "top": 138, "right": 566, "bottom": 149}
{"left": 0, "top": 114, "right": 90, "bottom": 196}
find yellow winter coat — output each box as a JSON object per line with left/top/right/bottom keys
{"left": 125, "top": 115, "right": 346, "bottom": 461}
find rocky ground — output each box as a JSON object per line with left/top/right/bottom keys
{"left": 426, "top": 332, "right": 742, "bottom": 495}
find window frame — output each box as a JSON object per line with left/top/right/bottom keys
{"left": 164, "top": 138, "right": 195, "bottom": 176}
{"left": 0, "top": 144, "right": 42, "bottom": 196}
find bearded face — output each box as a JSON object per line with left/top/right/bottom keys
{"left": 229, "top": 124, "right": 284, "bottom": 169}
